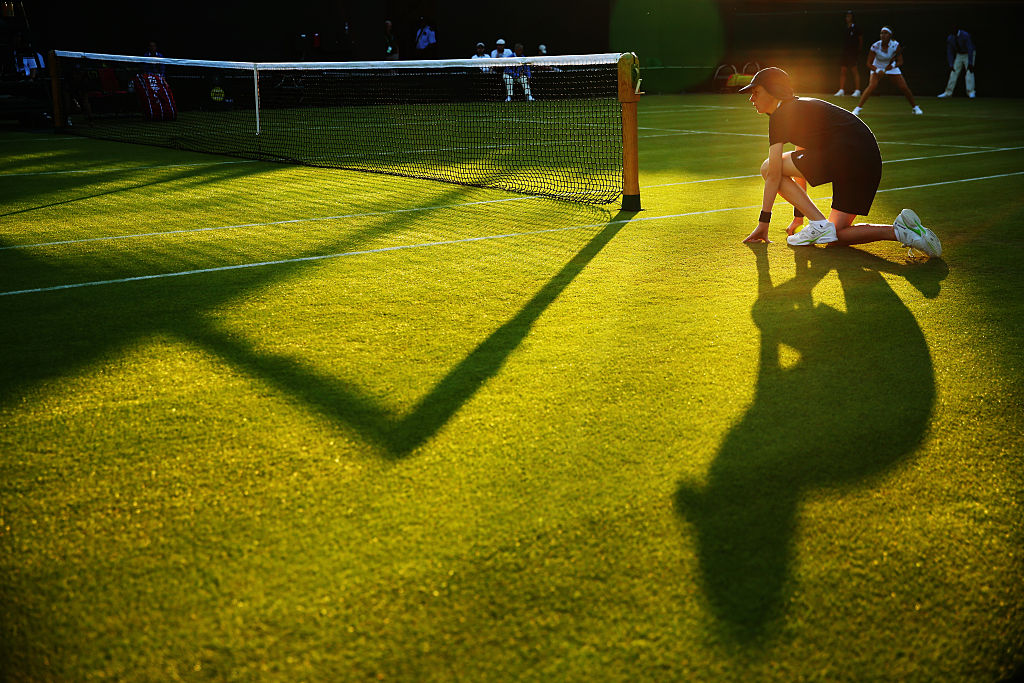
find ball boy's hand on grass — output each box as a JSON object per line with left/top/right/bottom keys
{"left": 743, "top": 222, "right": 772, "bottom": 243}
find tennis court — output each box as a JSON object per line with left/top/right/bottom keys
{"left": 2, "top": 92, "right": 1023, "bottom": 680}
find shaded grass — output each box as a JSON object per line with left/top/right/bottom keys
{"left": 0, "top": 93, "right": 1022, "bottom": 681}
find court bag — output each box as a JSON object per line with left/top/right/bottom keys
{"left": 132, "top": 73, "right": 177, "bottom": 121}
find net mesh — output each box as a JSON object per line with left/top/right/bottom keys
{"left": 54, "top": 51, "right": 625, "bottom": 204}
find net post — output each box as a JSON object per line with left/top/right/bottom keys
{"left": 617, "top": 52, "right": 641, "bottom": 212}
{"left": 49, "top": 50, "right": 65, "bottom": 131}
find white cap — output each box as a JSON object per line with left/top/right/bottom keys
{"left": 496, "top": 38, "right": 505, "bottom": 45}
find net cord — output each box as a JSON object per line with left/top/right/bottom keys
{"left": 53, "top": 50, "right": 624, "bottom": 71}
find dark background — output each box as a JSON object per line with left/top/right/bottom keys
{"left": 3, "top": 0, "right": 1024, "bottom": 94}
{"left": 18, "top": 0, "right": 611, "bottom": 62}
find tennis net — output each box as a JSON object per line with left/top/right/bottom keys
{"left": 51, "top": 50, "right": 641, "bottom": 206}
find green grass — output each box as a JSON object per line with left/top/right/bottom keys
{"left": 1, "top": 93, "right": 1023, "bottom": 681}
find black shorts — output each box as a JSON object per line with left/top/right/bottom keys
{"left": 792, "top": 143, "right": 882, "bottom": 216}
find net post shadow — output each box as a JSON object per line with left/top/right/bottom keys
{"left": 389, "top": 207, "right": 639, "bottom": 455}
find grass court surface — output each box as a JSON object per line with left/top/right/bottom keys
{"left": 1, "top": 93, "right": 1023, "bottom": 680}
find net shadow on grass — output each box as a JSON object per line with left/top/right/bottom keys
{"left": 184, "top": 207, "right": 637, "bottom": 458}
{"left": 676, "top": 245, "right": 947, "bottom": 644}
{"left": 0, "top": 173, "right": 475, "bottom": 406}
{"left": 0, "top": 157, "right": 630, "bottom": 460}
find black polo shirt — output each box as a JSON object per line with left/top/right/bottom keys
{"left": 768, "top": 97, "right": 875, "bottom": 153}
{"left": 843, "top": 23, "right": 863, "bottom": 54}
{"left": 767, "top": 97, "right": 882, "bottom": 215}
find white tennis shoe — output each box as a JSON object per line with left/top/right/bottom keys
{"left": 852, "top": 89, "right": 861, "bottom": 96}
{"left": 893, "top": 209, "right": 942, "bottom": 258}
{"left": 912, "top": 105, "right": 924, "bottom": 115}
{"left": 787, "top": 220, "right": 838, "bottom": 246}
{"left": 852, "top": 106, "right": 863, "bottom": 116}
{"left": 834, "top": 88, "right": 846, "bottom": 96}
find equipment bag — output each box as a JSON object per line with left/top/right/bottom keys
{"left": 132, "top": 73, "right": 177, "bottom": 121}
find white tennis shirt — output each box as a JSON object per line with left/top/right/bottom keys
{"left": 869, "top": 38, "right": 902, "bottom": 74}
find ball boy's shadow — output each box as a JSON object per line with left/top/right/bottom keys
{"left": 676, "top": 245, "right": 946, "bottom": 643}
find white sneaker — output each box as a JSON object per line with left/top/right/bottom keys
{"left": 852, "top": 106, "right": 862, "bottom": 116}
{"left": 968, "top": 91, "right": 976, "bottom": 98}
{"left": 527, "top": 95, "right": 535, "bottom": 102}
{"left": 505, "top": 96, "right": 512, "bottom": 102}
{"left": 852, "top": 89, "right": 861, "bottom": 97}
{"left": 787, "top": 220, "right": 838, "bottom": 246}
{"left": 937, "top": 92, "right": 952, "bottom": 98}
{"left": 912, "top": 106, "right": 924, "bottom": 115}
{"left": 834, "top": 89, "right": 846, "bottom": 96}
{"left": 894, "top": 209, "right": 942, "bottom": 258}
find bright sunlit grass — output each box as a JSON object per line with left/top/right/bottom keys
{"left": 1, "top": 94, "right": 1022, "bottom": 681}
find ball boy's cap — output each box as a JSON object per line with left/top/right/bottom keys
{"left": 738, "top": 66, "right": 795, "bottom": 99}
{"left": 476, "top": 42, "right": 485, "bottom": 48}
{"left": 496, "top": 39, "right": 505, "bottom": 45}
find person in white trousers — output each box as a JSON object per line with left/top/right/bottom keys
{"left": 939, "top": 28, "right": 976, "bottom": 98}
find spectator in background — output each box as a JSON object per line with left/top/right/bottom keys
{"left": 471, "top": 41, "right": 492, "bottom": 75}
{"left": 13, "top": 34, "right": 45, "bottom": 79}
{"left": 415, "top": 17, "right": 437, "bottom": 59}
{"left": 471, "top": 42, "right": 488, "bottom": 61}
{"left": 491, "top": 38, "right": 513, "bottom": 59}
{"left": 536, "top": 44, "right": 562, "bottom": 72}
{"left": 336, "top": 24, "right": 352, "bottom": 61}
{"left": 143, "top": 40, "right": 165, "bottom": 75}
{"left": 938, "top": 28, "right": 976, "bottom": 98}
{"left": 502, "top": 42, "right": 534, "bottom": 102}
{"left": 834, "top": 10, "right": 862, "bottom": 97}
{"left": 852, "top": 27, "right": 923, "bottom": 116}
{"left": 384, "top": 20, "right": 400, "bottom": 61}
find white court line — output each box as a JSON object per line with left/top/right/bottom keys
{"left": 639, "top": 104, "right": 1024, "bottom": 121}
{"left": 884, "top": 145, "right": 1024, "bottom": 162}
{"left": 5, "top": 145, "right": 1021, "bottom": 251}
{"left": 642, "top": 146, "right": 1024, "bottom": 188}
{"left": 0, "top": 194, "right": 543, "bottom": 251}
{"left": 644, "top": 174, "right": 758, "bottom": 188}
{"left": 0, "top": 160, "right": 258, "bottom": 178}
{"left": 2, "top": 170, "right": 1021, "bottom": 298}
{"left": 637, "top": 126, "right": 1004, "bottom": 149}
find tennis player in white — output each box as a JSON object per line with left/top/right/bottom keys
{"left": 852, "top": 27, "right": 923, "bottom": 116}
